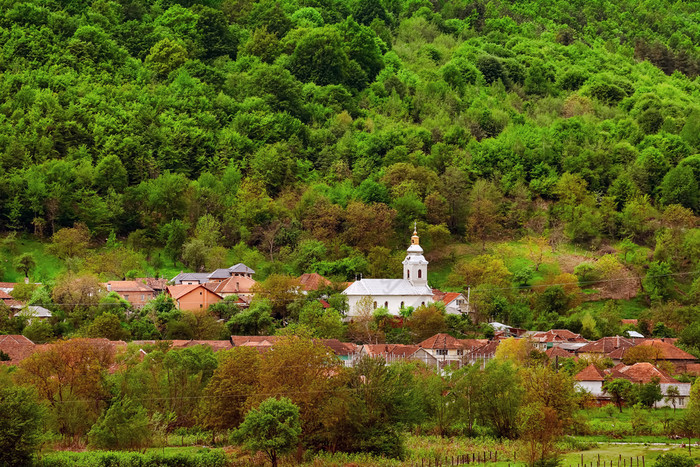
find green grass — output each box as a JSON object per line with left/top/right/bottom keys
{"left": 1, "top": 236, "right": 65, "bottom": 283}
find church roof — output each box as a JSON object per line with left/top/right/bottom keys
{"left": 344, "top": 279, "right": 433, "bottom": 296}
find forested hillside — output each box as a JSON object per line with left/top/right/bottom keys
{"left": 0, "top": 0, "right": 699, "bottom": 338}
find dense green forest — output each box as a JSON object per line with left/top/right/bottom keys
{"left": 0, "top": 0, "right": 699, "bottom": 342}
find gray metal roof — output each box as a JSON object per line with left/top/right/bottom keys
{"left": 171, "top": 273, "right": 211, "bottom": 284}
{"left": 18, "top": 306, "right": 52, "bottom": 318}
{"left": 229, "top": 263, "right": 255, "bottom": 274}
{"left": 208, "top": 269, "right": 232, "bottom": 279}
{"left": 343, "top": 279, "right": 433, "bottom": 296}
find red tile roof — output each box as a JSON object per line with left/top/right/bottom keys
{"left": 617, "top": 362, "right": 680, "bottom": 384}
{"left": 230, "top": 336, "right": 280, "bottom": 347}
{"left": 577, "top": 336, "right": 635, "bottom": 354}
{"left": 575, "top": 364, "right": 606, "bottom": 381}
{"left": 0, "top": 282, "right": 16, "bottom": 290}
{"left": 136, "top": 278, "right": 168, "bottom": 291}
{"left": 320, "top": 339, "right": 357, "bottom": 356}
{"left": 632, "top": 340, "right": 696, "bottom": 360}
{"left": 433, "top": 291, "right": 462, "bottom": 305}
{"left": 468, "top": 340, "right": 500, "bottom": 357}
{"left": 0, "top": 290, "right": 13, "bottom": 299}
{"left": 459, "top": 339, "right": 489, "bottom": 351}
{"left": 419, "top": 333, "right": 465, "bottom": 350}
{"left": 0, "top": 335, "right": 35, "bottom": 364}
{"left": 297, "top": 273, "right": 332, "bottom": 292}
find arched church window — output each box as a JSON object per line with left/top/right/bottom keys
{"left": 421, "top": 301, "right": 425, "bottom": 306}
{"left": 401, "top": 301, "right": 404, "bottom": 308}
{"left": 384, "top": 301, "right": 388, "bottom": 308}
{"left": 418, "top": 269, "right": 422, "bottom": 278}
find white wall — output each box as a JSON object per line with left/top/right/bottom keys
{"left": 347, "top": 294, "right": 431, "bottom": 317}
{"left": 575, "top": 381, "right": 604, "bottom": 397}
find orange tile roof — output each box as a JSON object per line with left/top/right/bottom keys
{"left": 432, "top": 291, "right": 461, "bottom": 305}
{"left": 106, "top": 281, "right": 155, "bottom": 293}
{"left": 632, "top": 340, "right": 696, "bottom": 361}
{"left": 167, "top": 284, "right": 222, "bottom": 300}
{"left": 136, "top": 278, "right": 168, "bottom": 291}
{"left": 419, "top": 333, "right": 465, "bottom": 350}
{"left": 205, "top": 276, "right": 256, "bottom": 294}
{"left": 297, "top": 273, "right": 332, "bottom": 292}
{"left": 684, "top": 363, "right": 700, "bottom": 376}
{"left": 0, "top": 282, "right": 16, "bottom": 289}
{"left": 362, "top": 344, "right": 419, "bottom": 357}
{"left": 0, "top": 335, "right": 35, "bottom": 364}
{"left": 617, "top": 362, "right": 680, "bottom": 384}
{"left": 0, "top": 290, "right": 13, "bottom": 299}
{"left": 575, "top": 364, "right": 606, "bottom": 381}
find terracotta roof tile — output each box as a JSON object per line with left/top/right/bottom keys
{"left": 632, "top": 340, "right": 696, "bottom": 360}
{"left": 320, "top": 339, "right": 357, "bottom": 356}
{"left": 0, "top": 335, "right": 35, "bottom": 364}
{"left": 577, "top": 336, "right": 635, "bottom": 355}
{"left": 459, "top": 339, "right": 489, "bottom": 351}
{"left": 575, "top": 364, "right": 606, "bottom": 381}
{"left": 468, "top": 340, "right": 500, "bottom": 357}
{"left": 230, "top": 336, "right": 280, "bottom": 347}
{"left": 0, "top": 290, "right": 13, "bottom": 300}
{"left": 170, "top": 340, "right": 233, "bottom": 352}
{"left": 419, "top": 333, "right": 465, "bottom": 350}
{"left": 106, "top": 281, "right": 155, "bottom": 293}
{"left": 297, "top": 273, "right": 332, "bottom": 292}
{"left": 546, "top": 346, "right": 575, "bottom": 359}
{"left": 205, "top": 276, "right": 256, "bottom": 295}
{"left": 617, "top": 362, "right": 680, "bottom": 384}
{"left": 136, "top": 278, "right": 168, "bottom": 291}
{"left": 531, "top": 329, "right": 588, "bottom": 343}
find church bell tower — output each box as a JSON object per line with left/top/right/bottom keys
{"left": 403, "top": 223, "right": 429, "bottom": 287}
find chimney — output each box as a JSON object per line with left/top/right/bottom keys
{"left": 107, "top": 283, "right": 112, "bottom": 292}
{"left": 236, "top": 281, "right": 240, "bottom": 292}
{"left": 616, "top": 335, "right": 620, "bottom": 348}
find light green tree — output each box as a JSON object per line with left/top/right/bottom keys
{"left": 234, "top": 397, "right": 301, "bottom": 467}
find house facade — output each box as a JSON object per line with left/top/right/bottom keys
{"left": 344, "top": 228, "right": 433, "bottom": 317}
{"left": 105, "top": 280, "right": 156, "bottom": 308}
{"left": 167, "top": 284, "right": 223, "bottom": 311}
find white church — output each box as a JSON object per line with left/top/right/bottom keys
{"left": 344, "top": 227, "right": 435, "bottom": 317}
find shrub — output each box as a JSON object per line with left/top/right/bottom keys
{"left": 653, "top": 453, "right": 696, "bottom": 467}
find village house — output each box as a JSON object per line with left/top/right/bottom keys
{"left": 528, "top": 329, "right": 588, "bottom": 351}
{"left": 575, "top": 336, "right": 636, "bottom": 362}
{"left": 297, "top": 273, "right": 333, "bottom": 293}
{"left": 621, "top": 339, "right": 698, "bottom": 372}
{"left": 172, "top": 263, "right": 256, "bottom": 285}
{"left": 418, "top": 333, "right": 466, "bottom": 364}
{"left": 205, "top": 275, "right": 256, "bottom": 302}
{"left": 432, "top": 290, "right": 471, "bottom": 316}
{"left": 465, "top": 340, "right": 501, "bottom": 367}
{"left": 575, "top": 362, "right": 692, "bottom": 408}
{"left": 105, "top": 280, "right": 157, "bottom": 308}
{"left": 166, "top": 284, "right": 223, "bottom": 311}
{"left": 344, "top": 227, "right": 434, "bottom": 317}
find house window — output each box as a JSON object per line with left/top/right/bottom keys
{"left": 407, "top": 270, "right": 410, "bottom": 279}
{"left": 200, "top": 291, "right": 202, "bottom": 295}
{"left": 141, "top": 294, "right": 145, "bottom": 301}
{"left": 384, "top": 301, "right": 388, "bottom": 308}
{"left": 418, "top": 269, "right": 422, "bottom": 278}
{"left": 457, "top": 350, "right": 464, "bottom": 355}
{"left": 200, "top": 304, "right": 203, "bottom": 309}
{"left": 436, "top": 349, "right": 448, "bottom": 356}
{"left": 401, "top": 301, "right": 404, "bottom": 308}
{"left": 373, "top": 301, "right": 377, "bottom": 309}
{"left": 124, "top": 295, "right": 129, "bottom": 300}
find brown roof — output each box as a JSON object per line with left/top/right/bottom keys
{"left": 684, "top": 363, "right": 700, "bottom": 376}
{"left": 0, "top": 282, "right": 16, "bottom": 290}
{"left": 205, "top": 276, "right": 256, "bottom": 294}
{"left": 459, "top": 339, "right": 489, "bottom": 351}
{"left": 0, "top": 290, "right": 13, "bottom": 300}
{"left": 632, "top": 340, "right": 696, "bottom": 361}
{"left": 531, "top": 329, "right": 587, "bottom": 343}
{"left": 230, "top": 336, "right": 280, "bottom": 347}
{"left": 621, "top": 319, "right": 638, "bottom": 325}
{"left": 432, "top": 290, "right": 462, "bottom": 305}
{"left": 617, "top": 362, "right": 680, "bottom": 384}
{"left": 575, "top": 363, "right": 606, "bottom": 381}
{"left": 419, "top": 333, "right": 465, "bottom": 350}
{"left": 137, "top": 278, "right": 168, "bottom": 291}
{"left": 297, "top": 273, "right": 332, "bottom": 292}
{"left": 362, "top": 344, "right": 419, "bottom": 357}
{"left": 546, "top": 346, "right": 575, "bottom": 359}
{"left": 106, "top": 281, "right": 154, "bottom": 293}
{"left": 577, "top": 336, "right": 635, "bottom": 355}
{"left": 170, "top": 340, "right": 233, "bottom": 352}
{"left": 320, "top": 339, "right": 357, "bottom": 356}
{"left": 167, "top": 284, "right": 222, "bottom": 300}
{"left": 0, "top": 335, "right": 35, "bottom": 364}
{"left": 468, "top": 340, "right": 500, "bottom": 357}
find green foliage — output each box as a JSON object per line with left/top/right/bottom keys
{"left": 234, "top": 397, "right": 301, "bottom": 467}
{"left": 88, "top": 397, "right": 151, "bottom": 450}
{"left": 0, "top": 383, "right": 46, "bottom": 466}
{"left": 653, "top": 453, "right": 696, "bottom": 467}
{"left": 35, "top": 449, "right": 228, "bottom": 467}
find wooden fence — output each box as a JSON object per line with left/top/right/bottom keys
{"left": 409, "top": 453, "right": 647, "bottom": 467}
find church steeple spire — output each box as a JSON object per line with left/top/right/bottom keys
{"left": 403, "top": 223, "right": 428, "bottom": 285}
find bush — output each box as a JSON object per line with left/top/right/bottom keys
{"left": 36, "top": 449, "right": 228, "bottom": 467}
{"left": 653, "top": 453, "right": 696, "bottom": 467}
